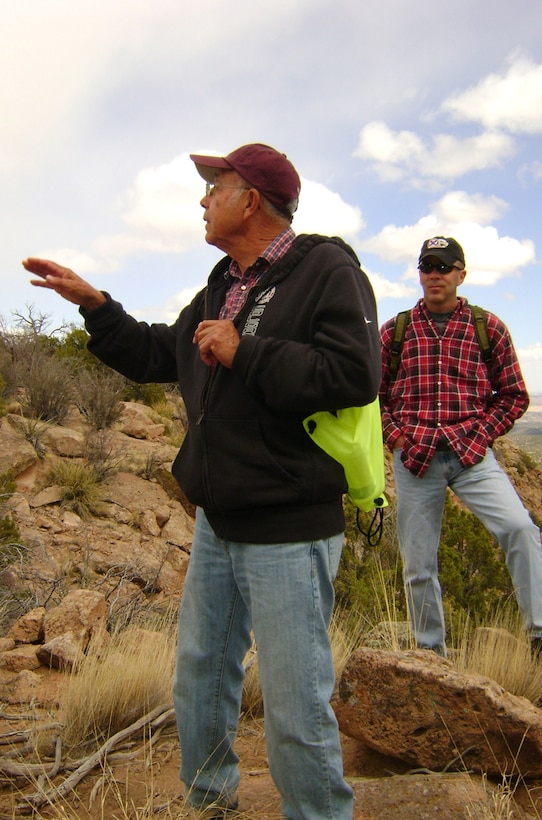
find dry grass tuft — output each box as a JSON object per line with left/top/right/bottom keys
{"left": 330, "top": 608, "right": 366, "bottom": 679}
{"left": 62, "top": 613, "right": 177, "bottom": 750}
{"left": 454, "top": 607, "right": 542, "bottom": 704}
{"left": 241, "top": 641, "right": 263, "bottom": 718}
{"left": 47, "top": 459, "right": 102, "bottom": 516}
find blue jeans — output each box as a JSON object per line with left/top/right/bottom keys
{"left": 172, "top": 508, "right": 353, "bottom": 819}
{"left": 393, "top": 448, "right": 542, "bottom": 654}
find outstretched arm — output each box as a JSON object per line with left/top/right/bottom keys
{"left": 22, "top": 258, "right": 106, "bottom": 311}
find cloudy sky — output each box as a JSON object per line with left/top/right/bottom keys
{"left": 3, "top": 0, "right": 542, "bottom": 392}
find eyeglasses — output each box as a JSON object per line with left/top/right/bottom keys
{"left": 418, "top": 262, "right": 463, "bottom": 275}
{"left": 205, "top": 182, "right": 251, "bottom": 197}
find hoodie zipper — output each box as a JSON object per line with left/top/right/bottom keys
{"left": 196, "top": 284, "right": 215, "bottom": 424}
{"left": 195, "top": 246, "right": 295, "bottom": 425}
{"left": 195, "top": 279, "right": 269, "bottom": 425}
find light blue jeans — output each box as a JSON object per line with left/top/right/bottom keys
{"left": 172, "top": 508, "right": 353, "bottom": 819}
{"left": 394, "top": 447, "right": 542, "bottom": 654}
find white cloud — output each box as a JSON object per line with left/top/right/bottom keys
{"left": 0, "top": 4, "right": 166, "bottom": 171}
{"left": 33, "top": 248, "right": 107, "bottom": 276}
{"left": 518, "top": 343, "right": 542, "bottom": 364}
{"left": 353, "top": 122, "right": 424, "bottom": 181}
{"left": 353, "top": 56, "right": 542, "bottom": 187}
{"left": 452, "top": 225, "right": 534, "bottom": 285}
{"left": 442, "top": 55, "right": 542, "bottom": 134}
{"left": 365, "top": 271, "right": 417, "bottom": 302}
{"left": 30, "top": 153, "right": 204, "bottom": 274}
{"left": 361, "top": 220, "right": 436, "bottom": 264}
{"left": 353, "top": 121, "right": 515, "bottom": 185}
{"left": 294, "top": 180, "right": 365, "bottom": 238}
{"left": 422, "top": 132, "right": 516, "bottom": 179}
{"left": 119, "top": 154, "right": 204, "bottom": 251}
{"left": 434, "top": 191, "right": 509, "bottom": 224}
{"left": 132, "top": 284, "right": 204, "bottom": 325}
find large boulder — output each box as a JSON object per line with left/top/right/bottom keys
{"left": 334, "top": 648, "right": 542, "bottom": 778}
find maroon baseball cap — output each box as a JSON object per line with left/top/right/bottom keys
{"left": 190, "top": 143, "right": 301, "bottom": 217}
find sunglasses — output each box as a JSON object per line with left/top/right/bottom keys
{"left": 418, "top": 262, "right": 462, "bottom": 275}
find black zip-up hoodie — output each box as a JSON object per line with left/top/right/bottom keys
{"left": 81, "top": 234, "right": 381, "bottom": 543}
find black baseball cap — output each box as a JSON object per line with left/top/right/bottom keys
{"left": 419, "top": 236, "right": 465, "bottom": 267}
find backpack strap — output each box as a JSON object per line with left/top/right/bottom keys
{"left": 388, "top": 304, "right": 492, "bottom": 376}
{"left": 389, "top": 309, "right": 411, "bottom": 374}
{"left": 469, "top": 304, "right": 492, "bottom": 373}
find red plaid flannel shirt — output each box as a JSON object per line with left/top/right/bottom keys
{"left": 219, "top": 228, "right": 296, "bottom": 320}
{"left": 379, "top": 298, "right": 529, "bottom": 477}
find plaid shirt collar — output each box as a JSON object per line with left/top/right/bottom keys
{"left": 228, "top": 227, "right": 296, "bottom": 279}
{"left": 220, "top": 227, "right": 296, "bottom": 320}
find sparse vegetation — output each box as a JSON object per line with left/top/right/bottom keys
{"left": 21, "top": 349, "right": 75, "bottom": 423}
{"left": 75, "top": 368, "right": 126, "bottom": 429}
{"left": 123, "top": 381, "right": 168, "bottom": 407}
{"left": 455, "top": 606, "right": 542, "bottom": 703}
{"left": 0, "top": 469, "right": 22, "bottom": 569}
{"left": 62, "top": 616, "right": 177, "bottom": 750}
{"left": 0, "top": 470, "right": 30, "bottom": 633}
{"left": 9, "top": 414, "right": 50, "bottom": 458}
{"left": 83, "top": 428, "right": 125, "bottom": 482}
{"left": 48, "top": 460, "right": 102, "bottom": 516}
{"left": 0, "top": 373, "right": 5, "bottom": 418}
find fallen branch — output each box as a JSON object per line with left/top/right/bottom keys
{"left": 12, "top": 702, "right": 174, "bottom": 813}
{"left": 0, "top": 722, "right": 64, "bottom": 750}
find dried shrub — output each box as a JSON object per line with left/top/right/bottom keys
{"left": 0, "top": 469, "right": 23, "bottom": 569}
{"left": 21, "top": 350, "right": 74, "bottom": 423}
{"left": 62, "top": 615, "right": 177, "bottom": 749}
{"left": 75, "top": 368, "right": 125, "bottom": 430}
{"left": 0, "top": 373, "right": 5, "bottom": 417}
{"left": 48, "top": 461, "right": 101, "bottom": 517}
{"left": 9, "top": 415, "right": 50, "bottom": 458}
{"left": 83, "top": 429, "right": 125, "bottom": 482}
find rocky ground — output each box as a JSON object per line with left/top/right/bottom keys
{"left": 1, "top": 399, "right": 542, "bottom": 818}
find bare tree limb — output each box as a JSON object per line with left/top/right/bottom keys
{"left": 13, "top": 702, "right": 172, "bottom": 812}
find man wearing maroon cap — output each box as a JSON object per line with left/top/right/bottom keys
{"left": 23, "top": 142, "right": 380, "bottom": 819}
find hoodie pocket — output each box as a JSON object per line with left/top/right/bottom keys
{"left": 173, "top": 417, "right": 305, "bottom": 512}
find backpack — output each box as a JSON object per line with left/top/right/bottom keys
{"left": 389, "top": 304, "right": 492, "bottom": 376}
{"left": 303, "top": 399, "right": 388, "bottom": 545}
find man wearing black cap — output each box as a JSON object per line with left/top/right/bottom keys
{"left": 23, "top": 143, "right": 381, "bottom": 818}
{"left": 379, "top": 235, "right": 542, "bottom": 658}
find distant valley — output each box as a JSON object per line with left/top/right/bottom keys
{"left": 508, "top": 394, "right": 542, "bottom": 468}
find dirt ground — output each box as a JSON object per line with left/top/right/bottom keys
{"left": 1, "top": 705, "right": 542, "bottom": 820}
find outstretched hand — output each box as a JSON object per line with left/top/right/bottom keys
{"left": 22, "top": 258, "right": 106, "bottom": 310}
